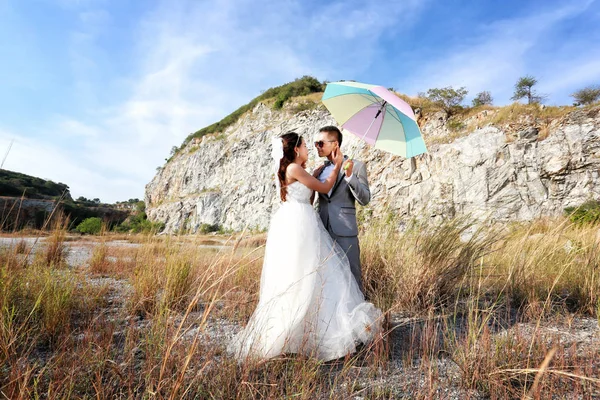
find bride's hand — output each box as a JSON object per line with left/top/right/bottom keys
{"left": 333, "top": 147, "right": 343, "bottom": 169}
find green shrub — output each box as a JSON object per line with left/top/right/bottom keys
{"left": 76, "top": 217, "right": 102, "bottom": 234}
{"left": 565, "top": 200, "right": 600, "bottom": 225}
{"left": 273, "top": 87, "right": 292, "bottom": 109}
{"left": 114, "top": 205, "right": 164, "bottom": 234}
{"left": 447, "top": 119, "right": 466, "bottom": 131}
{"left": 199, "top": 223, "right": 221, "bottom": 234}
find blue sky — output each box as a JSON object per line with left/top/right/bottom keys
{"left": 1, "top": 0, "right": 599, "bottom": 202}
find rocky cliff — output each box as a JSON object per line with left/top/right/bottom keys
{"left": 145, "top": 101, "right": 600, "bottom": 234}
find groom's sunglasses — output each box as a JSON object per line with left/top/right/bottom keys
{"left": 314, "top": 140, "right": 337, "bottom": 148}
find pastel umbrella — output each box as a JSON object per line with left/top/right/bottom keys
{"left": 321, "top": 81, "right": 427, "bottom": 158}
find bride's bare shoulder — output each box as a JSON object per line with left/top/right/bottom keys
{"left": 286, "top": 163, "right": 305, "bottom": 176}
{"left": 284, "top": 163, "right": 300, "bottom": 185}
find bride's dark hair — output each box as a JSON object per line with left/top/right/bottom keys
{"left": 277, "top": 132, "right": 303, "bottom": 202}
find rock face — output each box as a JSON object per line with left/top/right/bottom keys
{"left": 145, "top": 104, "right": 600, "bottom": 233}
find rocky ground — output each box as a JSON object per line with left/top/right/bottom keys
{"left": 3, "top": 236, "right": 599, "bottom": 399}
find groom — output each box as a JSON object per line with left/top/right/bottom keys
{"left": 313, "top": 126, "right": 371, "bottom": 293}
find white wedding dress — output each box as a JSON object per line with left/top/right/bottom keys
{"left": 228, "top": 181, "right": 382, "bottom": 362}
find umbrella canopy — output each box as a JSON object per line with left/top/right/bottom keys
{"left": 322, "top": 81, "right": 427, "bottom": 158}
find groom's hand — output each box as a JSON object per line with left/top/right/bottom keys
{"left": 343, "top": 160, "right": 354, "bottom": 177}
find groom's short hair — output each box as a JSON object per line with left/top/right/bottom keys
{"left": 319, "top": 126, "right": 343, "bottom": 146}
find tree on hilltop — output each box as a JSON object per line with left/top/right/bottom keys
{"left": 511, "top": 75, "right": 544, "bottom": 104}
{"left": 571, "top": 85, "right": 600, "bottom": 106}
{"left": 472, "top": 91, "right": 493, "bottom": 107}
{"left": 419, "top": 86, "right": 468, "bottom": 115}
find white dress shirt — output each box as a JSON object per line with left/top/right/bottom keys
{"left": 318, "top": 162, "right": 353, "bottom": 197}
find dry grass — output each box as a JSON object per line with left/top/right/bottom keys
{"left": 360, "top": 214, "right": 600, "bottom": 397}
{"left": 361, "top": 216, "right": 497, "bottom": 312}
{"left": 393, "top": 98, "right": 590, "bottom": 148}
{"left": 14, "top": 239, "right": 27, "bottom": 254}
{"left": 0, "top": 229, "right": 48, "bottom": 237}
{"left": 0, "top": 243, "right": 106, "bottom": 367}
{"left": 444, "top": 299, "right": 599, "bottom": 398}
{"left": 487, "top": 218, "right": 600, "bottom": 314}
{"left": 292, "top": 91, "right": 323, "bottom": 105}
{"left": 1, "top": 214, "right": 599, "bottom": 398}
{"left": 361, "top": 214, "right": 600, "bottom": 317}
{"left": 395, "top": 93, "right": 440, "bottom": 115}
{"left": 237, "top": 233, "right": 267, "bottom": 248}
{"left": 89, "top": 242, "right": 110, "bottom": 274}
{"left": 489, "top": 103, "right": 575, "bottom": 126}
{"left": 40, "top": 214, "right": 69, "bottom": 268}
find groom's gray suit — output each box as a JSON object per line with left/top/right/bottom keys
{"left": 316, "top": 157, "right": 371, "bottom": 292}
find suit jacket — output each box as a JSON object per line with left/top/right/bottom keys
{"left": 316, "top": 159, "right": 371, "bottom": 237}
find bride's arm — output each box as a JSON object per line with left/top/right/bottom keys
{"left": 287, "top": 163, "right": 341, "bottom": 194}
{"left": 287, "top": 149, "right": 342, "bottom": 194}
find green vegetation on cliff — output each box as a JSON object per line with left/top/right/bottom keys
{"left": 179, "top": 76, "right": 325, "bottom": 150}
{"left": 169, "top": 76, "right": 600, "bottom": 162}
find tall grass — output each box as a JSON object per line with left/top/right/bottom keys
{"left": 361, "top": 215, "right": 599, "bottom": 397}
{"left": 488, "top": 218, "right": 600, "bottom": 314}
{"left": 444, "top": 275, "right": 600, "bottom": 398}
{"left": 89, "top": 242, "right": 109, "bottom": 274}
{"left": 0, "top": 252, "right": 106, "bottom": 398}
{"left": 1, "top": 215, "right": 599, "bottom": 398}
{"left": 361, "top": 216, "right": 497, "bottom": 312}
{"left": 40, "top": 212, "right": 69, "bottom": 267}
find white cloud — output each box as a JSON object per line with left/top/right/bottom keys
{"left": 4, "top": 0, "right": 429, "bottom": 202}
{"left": 0, "top": 131, "right": 137, "bottom": 201}
{"left": 400, "top": 1, "right": 600, "bottom": 105}
{"left": 545, "top": 59, "right": 600, "bottom": 92}
{"left": 55, "top": 117, "right": 101, "bottom": 138}
{"left": 536, "top": 50, "right": 600, "bottom": 103}
{"left": 12, "top": 0, "right": 598, "bottom": 205}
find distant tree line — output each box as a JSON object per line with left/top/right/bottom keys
{"left": 76, "top": 200, "right": 164, "bottom": 234}
{"left": 416, "top": 75, "right": 599, "bottom": 115}
{"left": 75, "top": 196, "right": 102, "bottom": 206}
{"left": 0, "top": 169, "right": 71, "bottom": 200}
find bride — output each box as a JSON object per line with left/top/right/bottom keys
{"left": 228, "top": 132, "right": 382, "bottom": 362}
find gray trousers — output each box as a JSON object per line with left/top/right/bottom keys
{"left": 327, "top": 226, "right": 363, "bottom": 293}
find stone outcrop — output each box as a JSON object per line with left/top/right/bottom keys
{"left": 145, "top": 103, "right": 600, "bottom": 233}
